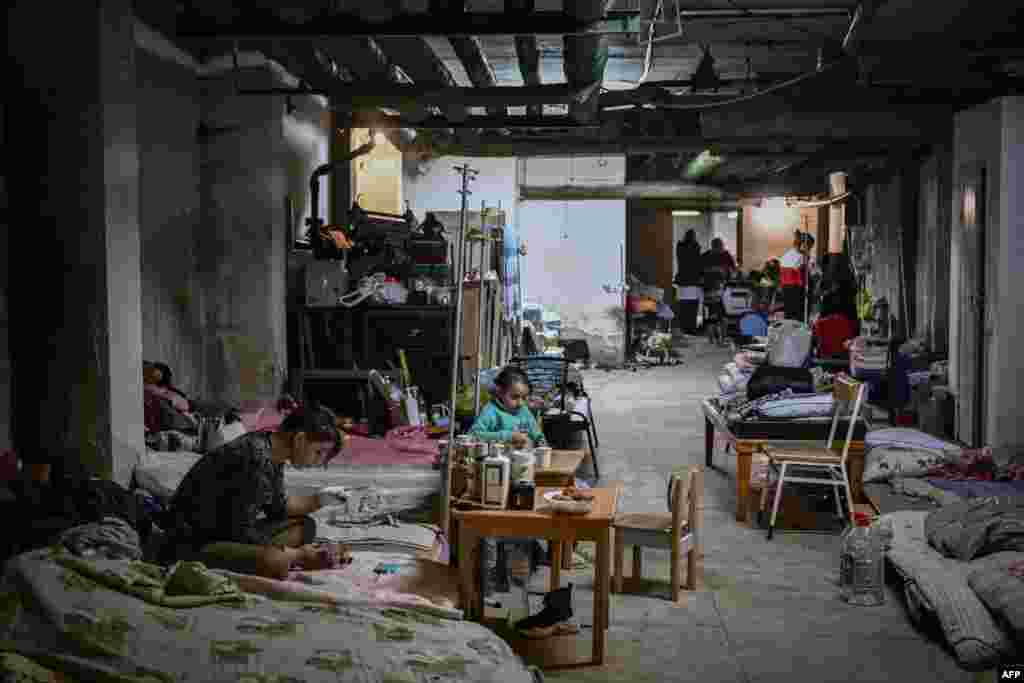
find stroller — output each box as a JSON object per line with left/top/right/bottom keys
{"left": 704, "top": 276, "right": 756, "bottom": 344}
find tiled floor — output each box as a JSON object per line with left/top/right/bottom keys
{"left": 519, "top": 340, "right": 986, "bottom": 682}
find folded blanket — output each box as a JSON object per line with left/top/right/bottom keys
{"left": 925, "top": 496, "right": 1024, "bottom": 561}
{"left": 58, "top": 517, "right": 142, "bottom": 561}
{"left": 53, "top": 554, "right": 244, "bottom": 608}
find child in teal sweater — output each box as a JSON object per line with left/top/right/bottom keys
{"left": 470, "top": 367, "right": 547, "bottom": 448}
{"left": 469, "top": 366, "right": 548, "bottom": 599}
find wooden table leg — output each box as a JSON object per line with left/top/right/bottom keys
{"left": 456, "top": 521, "right": 477, "bottom": 620}
{"left": 561, "top": 542, "right": 573, "bottom": 570}
{"left": 550, "top": 540, "right": 562, "bottom": 591}
{"left": 705, "top": 417, "right": 714, "bottom": 467}
{"left": 735, "top": 449, "right": 752, "bottom": 523}
{"left": 594, "top": 527, "right": 611, "bottom": 665}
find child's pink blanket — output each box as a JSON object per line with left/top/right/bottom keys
{"left": 221, "top": 553, "right": 462, "bottom": 619}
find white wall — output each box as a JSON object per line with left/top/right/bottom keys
{"left": 994, "top": 96, "right": 1024, "bottom": 449}
{"left": 520, "top": 156, "right": 626, "bottom": 186}
{"left": 518, "top": 200, "right": 626, "bottom": 337}
{"left": 405, "top": 156, "right": 517, "bottom": 225}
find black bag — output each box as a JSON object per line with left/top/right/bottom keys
{"left": 746, "top": 364, "right": 814, "bottom": 400}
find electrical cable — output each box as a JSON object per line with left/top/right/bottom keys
{"left": 721, "top": 0, "right": 841, "bottom": 41}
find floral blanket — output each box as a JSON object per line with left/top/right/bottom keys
{"left": 0, "top": 548, "right": 541, "bottom": 683}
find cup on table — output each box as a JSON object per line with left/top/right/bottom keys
{"left": 535, "top": 447, "right": 552, "bottom": 469}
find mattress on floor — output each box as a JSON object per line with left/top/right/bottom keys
{"left": 133, "top": 449, "right": 441, "bottom": 516}
{"left": 883, "top": 510, "right": 1015, "bottom": 670}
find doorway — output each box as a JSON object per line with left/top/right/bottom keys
{"left": 956, "top": 163, "right": 987, "bottom": 447}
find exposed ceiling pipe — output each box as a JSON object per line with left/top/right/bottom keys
{"left": 564, "top": 0, "right": 611, "bottom": 123}
{"left": 308, "top": 137, "right": 377, "bottom": 237}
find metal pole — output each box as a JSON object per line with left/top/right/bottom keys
{"left": 443, "top": 163, "right": 477, "bottom": 540}
{"left": 473, "top": 205, "right": 487, "bottom": 415}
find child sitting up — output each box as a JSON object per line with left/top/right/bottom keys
{"left": 469, "top": 367, "right": 547, "bottom": 449}
{"left": 162, "top": 403, "right": 349, "bottom": 579}
{"left": 469, "top": 366, "right": 548, "bottom": 595}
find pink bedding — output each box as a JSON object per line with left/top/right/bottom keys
{"left": 221, "top": 553, "right": 462, "bottom": 618}
{"left": 237, "top": 403, "right": 438, "bottom": 466}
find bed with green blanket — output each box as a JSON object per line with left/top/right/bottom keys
{"left": 0, "top": 547, "right": 542, "bottom": 683}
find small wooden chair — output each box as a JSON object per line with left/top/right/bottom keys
{"left": 761, "top": 374, "right": 867, "bottom": 539}
{"left": 612, "top": 465, "right": 704, "bottom": 602}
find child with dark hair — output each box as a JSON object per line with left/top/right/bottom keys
{"left": 469, "top": 367, "right": 547, "bottom": 448}
{"left": 162, "top": 403, "right": 349, "bottom": 579}
{"left": 469, "top": 366, "right": 549, "bottom": 595}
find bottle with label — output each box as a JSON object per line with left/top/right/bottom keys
{"left": 482, "top": 451, "right": 510, "bottom": 508}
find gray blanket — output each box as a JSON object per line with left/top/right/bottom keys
{"left": 967, "top": 552, "right": 1024, "bottom": 643}
{"left": 925, "top": 496, "right": 1024, "bottom": 561}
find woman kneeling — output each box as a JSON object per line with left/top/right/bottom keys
{"left": 162, "top": 404, "right": 348, "bottom": 579}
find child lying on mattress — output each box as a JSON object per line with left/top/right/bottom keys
{"left": 161, "top": 403, "right": 350, "bottom": 579}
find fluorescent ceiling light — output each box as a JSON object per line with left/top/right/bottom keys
{"left": 762, "top": 197, "right": 787, "bottom": 209}
{"left": 673, "top": 210, "right": 702, "bottom": 217}
{"left": 727, "top": 211, "right": 738, "bottom": 219}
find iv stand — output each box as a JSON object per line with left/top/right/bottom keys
{"left": 443, "top": 163, "right": 477, "bottom": 540}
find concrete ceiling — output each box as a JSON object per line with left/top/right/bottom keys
{"left": 156, "top": 0, "right": 1024, "bottom": 196}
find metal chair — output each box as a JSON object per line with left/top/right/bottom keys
{"left": 508, "top": 355, "right": 600, "bottom": 479}
{"left": 613, "top": 465, "right": 704, "bottom": 602}
{"left": 761, "top": 375, "right": 867, "bottom": 539}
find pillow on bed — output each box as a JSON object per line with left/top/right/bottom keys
{"left": 755, "top": 393, "right": 834, "bottom": 419}
{"left": 863, "top": 446, "right": 953, "bottom": 483}
{"left": 866, "top": 427, "right": 959, "bottom": 454}
{"left": 967, "top": 551, "right": 1024, "bottom": 643}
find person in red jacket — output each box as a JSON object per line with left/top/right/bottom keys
{"left": 779, "top": 232, "right": 810, "bottom": 321}
{"left": 814, "top": 312, "right": 858, "bottom": 357}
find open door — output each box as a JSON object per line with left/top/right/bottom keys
{"left": 956, "top": 164, "right": 987, "bottom": 447}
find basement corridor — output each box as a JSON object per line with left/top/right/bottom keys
{"left": 536, "top": 341, "right": 979, "bottom": 683}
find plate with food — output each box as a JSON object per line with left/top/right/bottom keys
{"left": 543, "top": 487, "right": 595, "bottom": 514}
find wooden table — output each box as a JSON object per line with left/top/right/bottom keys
{"left": 453, "top": 485, "right": 621, "bottom": 668}
{"left": 701, "top": 399, "right": 869, "bottom": 522}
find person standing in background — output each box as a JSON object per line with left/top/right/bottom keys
{"left": 700, "top": 238, "right": 737, "bottom": 345}
{"left": 673, "top": 229, "right": 704, "bottom": 334}
{"left": 779, "top": 232, "right": 810, "bottom": 321}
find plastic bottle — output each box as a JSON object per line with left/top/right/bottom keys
{"left": 840, "top": 512, "right": 885, "bottom": 606}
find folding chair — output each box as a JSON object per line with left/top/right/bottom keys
{"left": 508, "top": 356, "right": 600, "bottom": 480}
{"left": 761, "top": 375, "right": 867, "bottom": 540}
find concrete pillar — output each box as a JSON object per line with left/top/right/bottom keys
{"left": 828, "top": 172, "right": 847, "bottom": 253}
{"left": 6, "top": 0, "right": 144, "bottom": 484}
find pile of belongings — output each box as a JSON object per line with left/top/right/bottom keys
{"left": 626, "top": 274, "right": 664, "bottom": 315}
{"left": 848, "top": 336, "right": 889, "bottom": 373}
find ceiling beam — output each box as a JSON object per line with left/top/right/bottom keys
{"left": 373, "top": 37, "right": 458, "bottom": 89}
{"left": 325, "top": 83, "right": 593, "bottom": 112}
{"left": 174, "top": 7, "right": 851, "bottom": 38}
{"left": 422, "top": 134, "right": 937, "bottom": 157}
{"left": 448, "top": 36, "right": 504, "bottom": 117}
{"left": 515, "top": 36, "right": 543, "bottom": 117}
{"left": 508, "top": 0, "right": 543, "bottom": 117}
{"left": 173, "top": 8, "right": 642, "bottom": 39}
